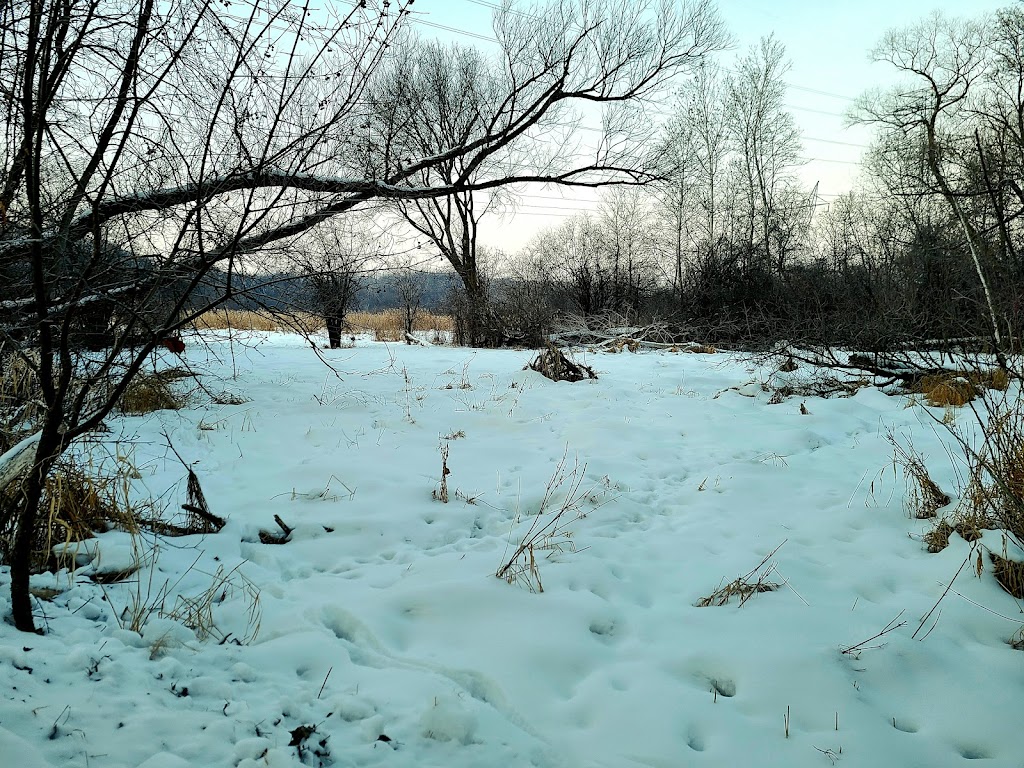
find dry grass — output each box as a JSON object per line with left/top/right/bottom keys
{"left": 192, "top": 309, "right": 320, "bottom": 333}
{"left": 889, "top": 437, "right": 951, "bottom": 519}
{"left": 1011, "top": 627, "right": 1024, "bottom": 650}
{"left": 989, "top": 553, "right": 1024, "bottom": 599}
{"left": 118, "top": 371, "right": 183, "bottom": 415}
{"left": 923, "top": 519, "right": 954, "bottom": 553}
{"left": 496, "top": 452, "right": 614, "bottom": 593}
{"left": 1, "top": 351, "right": 43, "bottom": 452}
{"left": 676, "top": 343, "right": 718, "bottom": 354}
{"left": 36, "top": 455, "right": 156, "bottom": 573}
{"left": 952, "top": 510, "right": 992, "bottom": 543}
{"left": 951, "top": 398, "right": 1024, "bottom": 549}
{"left": 192, "top": 309, "right": 453, "bottom": 342}
{"left": 696, "top": 541, "right": 785, "bottom": 607}
{"left": 911, "top": 368, "right": 1009, "bottom": 408}
{"left": 0, "top": 351, "right": 40, "bottom": 407}
{"left": 975, "top": 412, "right": 1024, "bottom": 527}
{"left": 347, "top": 310, "right": 453, "bottom": 342}
{"left": 163, "top": 563, "right": 262, "bottom": 643}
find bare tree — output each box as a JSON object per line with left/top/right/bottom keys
{"left": 288, "top": 217, "right": 387, "bottom": 348}
{"left": 521, "top": 190, "right": 660, "bottom": 318}
{"left": 523, "top": 214, "right": 608, "bottom": 314}
{"left": 851, "top": 8, "right": 1024, "bottom": 361}
{"left": 724, "top": 35, "right": 805, "bottom": 275}
{"left": 656, "top": 62, "right": 731, "bottom": 301}
{"left": 366, "top": 0, "right": 728, "bottom": 342}
{"left": 366, "top": 38, "right": 502, "bottom": 342}
{"left": 393, "top": 261, "right": 424, "bottom": 341}
{"left": 595, "top": 187, "right": 663, "bottom": 313}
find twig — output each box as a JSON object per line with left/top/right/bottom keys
{"left": 181, "top": 503, "right": 225, "bottom": 530}
{"left": 317, "top": 667, "right": 332, "bottom": 700}
{"left": 913, "top": 553, "right": 971, "bottom": 639}
{"left": 840, "top": 610, "right": 907, "bottom": 654}
{"left": 273, "top": 515, "right": 293, "bottom": 536}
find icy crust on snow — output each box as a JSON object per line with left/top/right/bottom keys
{"left": 1, "top": 331, "right": 1022, "bottom": 767}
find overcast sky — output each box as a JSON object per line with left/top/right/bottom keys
{"left": 405, "top": 0, "right": 1007, "bottom": 252}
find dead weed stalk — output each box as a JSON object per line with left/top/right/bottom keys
{"left": 496, "top": 451, "right": 614, "bottom": 593}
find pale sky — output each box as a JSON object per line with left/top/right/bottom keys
{"left": 406, "top": 0, "right": 1007, "bottom": 251}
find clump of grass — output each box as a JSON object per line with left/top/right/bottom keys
{"left": 910, "top": 368, "right": 1009, "bottom": 408}
{"left": 30, "top": 586, "right": 63, "bottom": 601}
{"left": 163, "top": 563, "right": 262, "bottom": 643}
{"left": 19, "top": 454, "right": 154, "bottom": 573}
{"left": 928, "top": 379, "right": 974, "bottom": 407}
{"left": 989, "top": 553, "right": 1024, "bottom": 599}
{"left": 923, "top": 519, "right": 954, "bottom": 553}
{"left": 211, "top": 390, "right": 250, "bottom": 406}
{"left": 119, "top": 371, "right": 183, "bottom": 415}
{"left": 952, "top": 511, "right": 990, "bottom": 543}
{"left": 681, "top": 344, "right": 717, "bottom": 354}
{"left": 1, "top": 350, "right": 43, "bottom": 452}
{"left": 696, "top": 541, "right": 784, "bottom": 607}
{"left": 0, "top": 350, "right": 40, "bottom": 408}
{"left": 1011, "top": 627, "right": 1024, "bottom": 650}
{"left": 889, "top": 437, "right": 950, "bottom": 519}
{"left": 975, "top": 413, "right": 1024, "bottom": 536}
{"left": 950, "top": 398, "right": 1024, "bottom": 548}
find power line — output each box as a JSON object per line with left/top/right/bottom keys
{"left": 785, "top": 103, "right": 848, "bottom": 119}
{"left": 463, "top": 0, "right": 535, "bottom": 18}
{"left": 803, "top": 135, "right": 868, "bottom": 149}
{"left": 798, "top": 156, "right": 860, "bottom": 165}
{"left": 409, "top": 16, "right": 498, "bottom": 42}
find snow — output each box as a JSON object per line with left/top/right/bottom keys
{"left": 2, "top": 331, "right": 1022, "bottom": 767}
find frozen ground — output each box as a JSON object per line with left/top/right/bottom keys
{"left": 1, "top": 331, "right": 1022, "bottom": 767}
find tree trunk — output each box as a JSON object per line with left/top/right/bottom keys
{"left": 457, "top": 268, "right": 491, "bottom": 347}
{"left": 326, "top": 314, "right": 342, "bottom": 349}
{"left": 10, "top": 433, "right": 60, "bottom": 633}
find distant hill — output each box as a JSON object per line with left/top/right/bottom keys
{"left": 191, "top": 269, "right": 458, "bottom": 313}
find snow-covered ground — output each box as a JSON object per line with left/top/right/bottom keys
{"left": 2, "top": 332, "right": 1022, "bottom": 768}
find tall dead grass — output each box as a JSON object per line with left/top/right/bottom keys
{"left": 1, "top": 350, "right": 43, "bottom": 453}
{"left": 191, "top": 309, "right": 453, "bottom": 341}
{"left": 347, "top": 310, "right": 453, "bottom": 341}
{"left": 0, "top": 453, "right": 158, "bottom": 573}
{"left": 962, "top": 397, "right": 1024, "bottom": 547}
{"left": 191, "top": 309, "right": 321, "bottom": 333}
{"left": 118, "top": 369, "right": 187, "bottom": 415}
